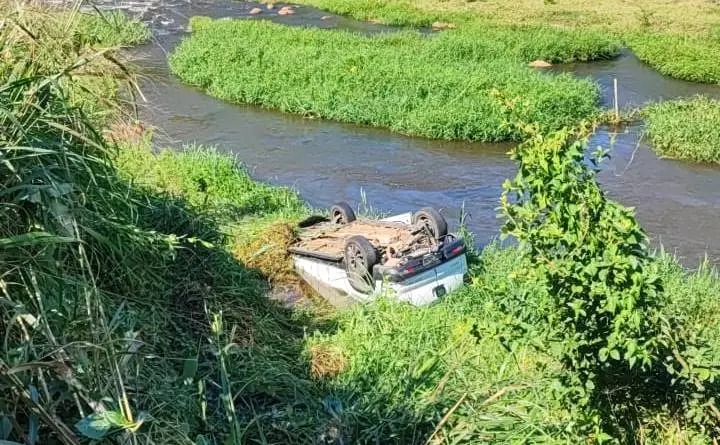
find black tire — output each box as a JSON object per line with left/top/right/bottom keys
{"left": 344, "top": 235, "right": 378, "bottom": 293}
{"left": 297, "top": 214, "right": 328, "bottom": 228}
{"left": 330, "top": 202, "right": 356, "bottom": 224}
{"left": 413, "top": 207, "right": 448, "bottom": 239}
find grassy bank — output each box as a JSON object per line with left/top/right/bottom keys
{"left": 170, "top": 18, "right": 610, "bottom": 142}
{"left": 292, "top": 0, "right": 720, "bottom": 84}
{"left": 0, "top": 6, "right": 324, "bottom": 444}
{"left": 309, "top": 246, "right": 720, "bottom": 444}
{"left": 644, "top": 96, "right": 720, "bottom": 163}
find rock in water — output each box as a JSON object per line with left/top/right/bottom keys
{"left": 249, "top": 7, "right": 263, "bottom": 15}
{"left": 278, "top": 6, "right": 296, "bottom": 15}
{"left": 528, "top": 60, "right": 553, "bottom": 68}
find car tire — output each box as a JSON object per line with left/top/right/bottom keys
{"left": 330, "top": 202, "right": 356, "bottom": 224}
{"left": 344, "top": 235, "right": 378, "bottom": 293}
{"left": 413, "top": 207, "right": 448, "bottom": 239}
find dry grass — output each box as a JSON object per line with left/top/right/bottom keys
{"left": 309, "top": 343, "right": 349, "bottom": 379}
{"left": 103, "top": 119, "right": 149, "bottom": 144}
{"left": 232, "top": 221, "right": 300, "bottom": 284}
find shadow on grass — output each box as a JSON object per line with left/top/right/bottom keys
{"left": 103, "top": 182, "right": 434, "bottom": 444}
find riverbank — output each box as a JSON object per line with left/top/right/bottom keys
{"left": 292, "top": 0, "right": 720, "bottom": 84}
{"left": 169, "top": 17, "right": 615, "bottom": 142}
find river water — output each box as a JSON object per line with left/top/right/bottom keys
{"left": 53, "top": 0, "right": 720, "bottom": 266}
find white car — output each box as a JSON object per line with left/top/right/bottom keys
{"left": 289, "top": 203, "right": 468, "bottom": 306}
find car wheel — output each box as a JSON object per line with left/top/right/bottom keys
{"left": 344, "top": 235, "right": 378, "bottom": 293}
{"left": 413, "top": 207, "right": 448, "bottom": 239}
{"left": 330, "top": 202, "right": 356, "bottom": 224}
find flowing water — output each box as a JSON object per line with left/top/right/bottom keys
{"left": 52, "top": 0, "right": 720, "bottom": 265}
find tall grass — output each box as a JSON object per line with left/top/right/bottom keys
{"left": 0, "top": 5, "right": 324, "bottom": 444}
{"left": 170, "top": 19, "right": 610, "bottom": 142}
{"left": 643, "top": 96, "right": 720, "bottom": 163}
{"left": 5, "top": 3, "right": 720, "bottom": 445}
{"left": 74, "top": 10, "right": 151, "bottom": 47}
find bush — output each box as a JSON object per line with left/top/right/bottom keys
{"left": 643, "top": 96, "right": 720, "bottom": 163}
{"left": 170, "top": 19, "right": 609, "bottom": 142}
{"left": 500, "top": 127, "right": 720, "bottom": 440}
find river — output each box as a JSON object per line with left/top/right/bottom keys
{"left": 52, "top": 0, "right": 720, "bottom": 265}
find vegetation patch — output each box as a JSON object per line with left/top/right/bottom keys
{"left": 627, "top": 33, "right": 720, "bottom": 84}
{"left": 117, "top": 142, "right": 304, "bottom": 219}
{"left": 169, "top": 19, "right": 611, "bottom": 142}
{"left": 644, "top": 96, "right": 720, "bottom": 163}
{"left": 309, "top": 243, "right": 720, "bottom": 443}
{"left": 293, "top": 0, "right": 720, "bottom": 84}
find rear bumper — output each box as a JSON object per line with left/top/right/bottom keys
{"left": 385, "top": 254, "right": 467, "bottom": 305}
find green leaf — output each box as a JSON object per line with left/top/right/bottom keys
{"left": 609, "top": 349, "right": 620, "bottom": 361}
{"left": 696, "top": 368, "right": 711, "bottom": 381}
{"left": 75, "top": 410, "right": 126, "bottom": 440}
{"left": 598, "top": 348, "right": 609, "bottom": 362}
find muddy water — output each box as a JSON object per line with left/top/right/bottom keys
{"left": 55, "top": 0, "right": 720, "bottom": 265}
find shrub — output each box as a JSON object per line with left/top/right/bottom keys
{"left": 500, "top": 127, "right": 720, "bottom": 440}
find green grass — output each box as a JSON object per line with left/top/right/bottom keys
{"left": 628, "top": 33, "right": 720, "bottom": 84}
{"left": 117, "top": 140, "right": 304, "bottom": 219}
{"left": 292, "top": 0, "right": 720, "bottom": 36}
{"left": 644, "top": 96, "right": 720, "bottom": 163}
{"left": 169, "top": 18, "right": 615, "bottom": 142}
{"left": 74, "top": 10, "right": 151, "bottom": 47}
{"left": 308, "top": 244, "right": 719, "bottom": 444}
{"left": 294, "top": 0, "right": 438, "bottom": 26}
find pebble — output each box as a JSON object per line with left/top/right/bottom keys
{"left": 278, "top": 6, "right": 296, "bottom": 15}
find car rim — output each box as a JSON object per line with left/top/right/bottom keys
{"left": 332, "top": 210, "right": 343, "bottom": 224}
{"left": 347, "top": 244, "right": 365, "bottom": 276}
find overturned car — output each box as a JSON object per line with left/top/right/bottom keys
{"left": 289, "top": 202, "right": 468, "bottom": 306}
